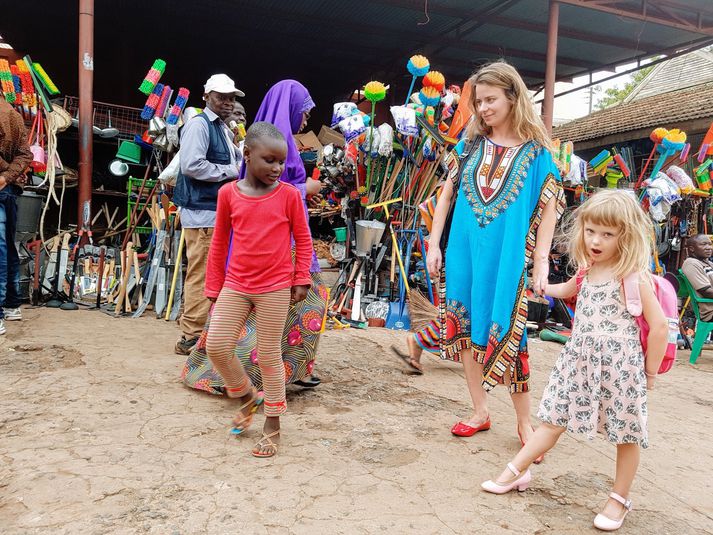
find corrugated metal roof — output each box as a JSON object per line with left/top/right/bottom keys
{"left": 627, "top": 50, "right": 713, "bottom": 101}
{"left": 3, "top": 0, "right": 713, "bottom": 110}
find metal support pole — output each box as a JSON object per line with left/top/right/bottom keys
{"left": 78, "top": 0, "right": 94, "bottom": 239}
{"left": 542, "top": 0, "right": 559, "bottom": 135}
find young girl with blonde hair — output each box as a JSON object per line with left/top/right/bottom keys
{"left": 482, "top": 190, "right": 668, "bottom": 532}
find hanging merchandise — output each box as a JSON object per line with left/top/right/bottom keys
{"left": 377, "top": 123, "right": 394, "bottom": 157}
{"left": 138, "top": 59, "right": 166, "bottom": 95}
{"left": 141, "top": 83, "right": 164, "bottom": 120}
{"left": 166, "top": 87, "right": 190, "bottom": 125}
{"left": 30, "top": 63, "right": 60, "bottom": 96}
{"left": 665, "top": 166, "right": 695, "bottom": 194}
{"left": 15, "top": 59, "right": 37, "bottom": 116}
{"left": 331, "top": 102, "right": 358, "bottom": 127}
{"left": 155, "top": 85, "right": 172, "bottom": 118}
{"left": 404, "top": 55, "right": 430, "bottom": 105}
{"left": 0, "top": 59, "right": 16, "bottom": 103}
{"left": 363, "top": 81, "right": 387, "bottom": 190}
{"left": 650, "top": 128, "right": 687, "bottom": 178}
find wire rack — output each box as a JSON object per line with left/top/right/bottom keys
{"left": 63, "top": 96, "right": 146, "bottom": 139}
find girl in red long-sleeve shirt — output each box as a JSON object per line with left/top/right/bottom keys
{"left": 204, "top": 121, "right": 312, "bottom": 458}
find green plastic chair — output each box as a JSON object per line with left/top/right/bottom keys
{"left": 678, "top": 269, "right": 713, "bottom": 364}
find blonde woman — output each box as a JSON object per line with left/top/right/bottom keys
{"left": 427, "top": 62, "right": 565, "bottom": 453}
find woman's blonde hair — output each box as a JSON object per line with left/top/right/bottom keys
{"left": 564, "top": 190, "right": 653, "bottom": 279}
{"left": 465, "top": 61, "right": 553, "bottom": 152}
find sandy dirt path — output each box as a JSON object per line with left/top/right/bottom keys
{"left": 0, "top": 307, "right": 712, "bottom": 534}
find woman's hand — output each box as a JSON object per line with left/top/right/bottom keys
{"left": 531, "top": 257, "right": 549, "bottom": 296}
{"left": 291, "top": 284, "right": 310, "bottom": 303}
{"left": 308, "top": 193, "right": 323, "bottom": 208}
{"left": 306, "top": 178, "right": 322, "bottom": 197}
{"left": 426, "top": 245, "right": 442, "bottom": 278}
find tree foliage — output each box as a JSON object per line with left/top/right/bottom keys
{"left": 594, "top": 65, "right": 655, "bottom": 110}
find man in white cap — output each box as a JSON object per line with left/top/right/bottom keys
{"left": 173, "top": 74, "right": 244, "bottom": 355}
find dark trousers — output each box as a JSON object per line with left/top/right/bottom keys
{"left": 0, "top": 187, "right": 21, "bottom": 319}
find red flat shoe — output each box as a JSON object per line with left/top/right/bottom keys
{"left": 518, "top": 428, "right": 545, "bottom": 464}
{"left": 451, "top": 417, "right": 491, "bottom": 437}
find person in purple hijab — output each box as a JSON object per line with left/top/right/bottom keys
{"left": 183, "top": 80, "right": 326, "bottom": 392}
{"left": 245, "top": 80, "right": 321, "bottom": 201}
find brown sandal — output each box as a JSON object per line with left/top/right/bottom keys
{"left": 252, "top": 430, "right": 280, "bottom": 458}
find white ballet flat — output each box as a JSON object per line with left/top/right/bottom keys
{"left": 593, "top": 492, "right": 632, "bottom": 531}
{"left": 481, "top": 462, "right": 532, "bottom": 494}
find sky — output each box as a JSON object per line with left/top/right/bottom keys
{"left": 550, "top": 63, "right": 643, "bottom": 124}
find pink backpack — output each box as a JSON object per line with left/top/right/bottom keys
{"left": 575, "top": 271, "right": 677, "bottom": 374}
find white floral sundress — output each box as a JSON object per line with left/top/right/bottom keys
{"left": 537, "top": 277, "right": 649, "bottom": 448}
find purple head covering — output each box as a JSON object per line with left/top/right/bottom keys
{"left": 248, "top": 80, "right": 315, "bottom": 186}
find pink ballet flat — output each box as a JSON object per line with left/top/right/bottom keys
{"left": 593, "top": 492, "right": 632, "bottom": 531}
{"left": 481, "top": 462, "right": 531, "bottom": 494}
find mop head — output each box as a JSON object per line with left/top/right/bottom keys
{"left": 423, "top": 71, "right": 445, "bottom": 92}
{"left": 364, "top": 81, "right": 387, "bottom": 102}
{"left": 138, "top": 58, "right": 166, "bottom": 95}
{"left": 0, "top": 59, "right": 15, "bottom": 103}
{"left": 408, "top": 287, "right": 438, "bottom": 332}
{"left": 407, "top": 55, "right": 430, "bottom": 77}
{"left": 650, "top": 127, "right": 668, "bottom": 143}
{"left": 141, "top": 83, "right": 164, "bottom": 120}
{"left": 155, "top": 85, "right": 172, "bottom": 118}
{"left": 167, "top": 87, "right": 190, "bottom": 125}
{"left": 419, "top": 86, "right": 440, "bottom": 107}
{"left": 31, "top": 62, "right": 60, "bottom": 95}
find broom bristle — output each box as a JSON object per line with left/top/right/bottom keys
{"left": 408, "top": 288, "right": 438, "bottom": 332}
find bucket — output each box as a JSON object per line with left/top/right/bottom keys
{"left": 355, "top": 220, "right": 385, "bottom": 255}
{"left": 15, "top": 191, "right": 45, "bottom": 237}
{"left": 116, "top": 140, "right": 142, "bottom": 163}
{"left": 333, "top": 227, "right": 347, "bottom": 242}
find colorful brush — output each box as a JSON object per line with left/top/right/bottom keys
{"left": 679, "top": 142, "right": 690, "bottom": 163}
{"left": 405, "top": 54, "right": 429, "bottom": 105}
{"left": 698, "top": 144, "right": 710, "bottom": 163}
{"left": 636, "top": 127, "right": 668, "bottom": 188}
{"left": 422, "top": 71, "right": 445, "bottom": 93}
{"left": 155, "top": 85, "right": 172, "bottom": 118}
{"left": 166, "top": 87, "right": 190, "bottom": 125}
{"left": 613, "top": 153, "right": 630, "bottom": 178}
{"left": 138, "top": 59, "right": 166, "bottom": 95}
{"left": 650, "top": 128, "right": 686, "bottom": 178}
{"left": 141, "top": 83, "right": 164, "bottom": 120}
{"left": 364, "top": 80, "right": 387, "bottom": 190}
{"left": 419, "top": 86, "right": 440, "bottom": 107}
{"left": 0, "top": 59, "right": 16, "bottom": 104}
{"left": 30, "top": 62, "right": 60, "bottom": 95}
{"left": 15, "top": 60, "right": 37, "bottom": 115}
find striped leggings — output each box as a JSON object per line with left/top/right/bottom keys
{"left": 206, "top": 286, "right": 291, "bottom": 417}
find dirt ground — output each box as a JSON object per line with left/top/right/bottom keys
{"left": 1, "top": 307, "right": 712, "bottom": 534}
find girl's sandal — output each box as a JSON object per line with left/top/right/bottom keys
{"left": 251, "top": 430, "right": 280, "bottom": 458}
{"left": 229, "top": 390, "right": 264, "bottom": 435}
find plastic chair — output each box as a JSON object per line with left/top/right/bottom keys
{"left": 678, "top": 270, "right": 713, "bottom": 364}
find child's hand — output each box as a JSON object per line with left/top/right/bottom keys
{"left": 646, "top": 372, "right": 656, "bottom": 391}
{"left": 291, "top": 284, "right": 310, "bottom": 303}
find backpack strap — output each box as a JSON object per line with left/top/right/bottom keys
{"left": 575, "top": 268, "right": 588, "bottom": 291}
{"left": 622, "top": 272, "right": 643, "bottom": 317}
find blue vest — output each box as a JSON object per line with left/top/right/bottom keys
{"left": 173, "top": 113, "right": 233, "bottom": 211}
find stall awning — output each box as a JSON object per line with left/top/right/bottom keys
{"left": 4, "top": 0, "right": 713, "bottom": 121}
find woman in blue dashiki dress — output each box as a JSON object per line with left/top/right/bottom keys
{"left": 427, "top": 62, "right": 565, "bottom": 447}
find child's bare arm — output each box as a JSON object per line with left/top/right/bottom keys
{"left": 640, "top": 274, "right": 668, "bottom": 383}
{"left": 545, "top": 276, "right": 577, "bottom": 299}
